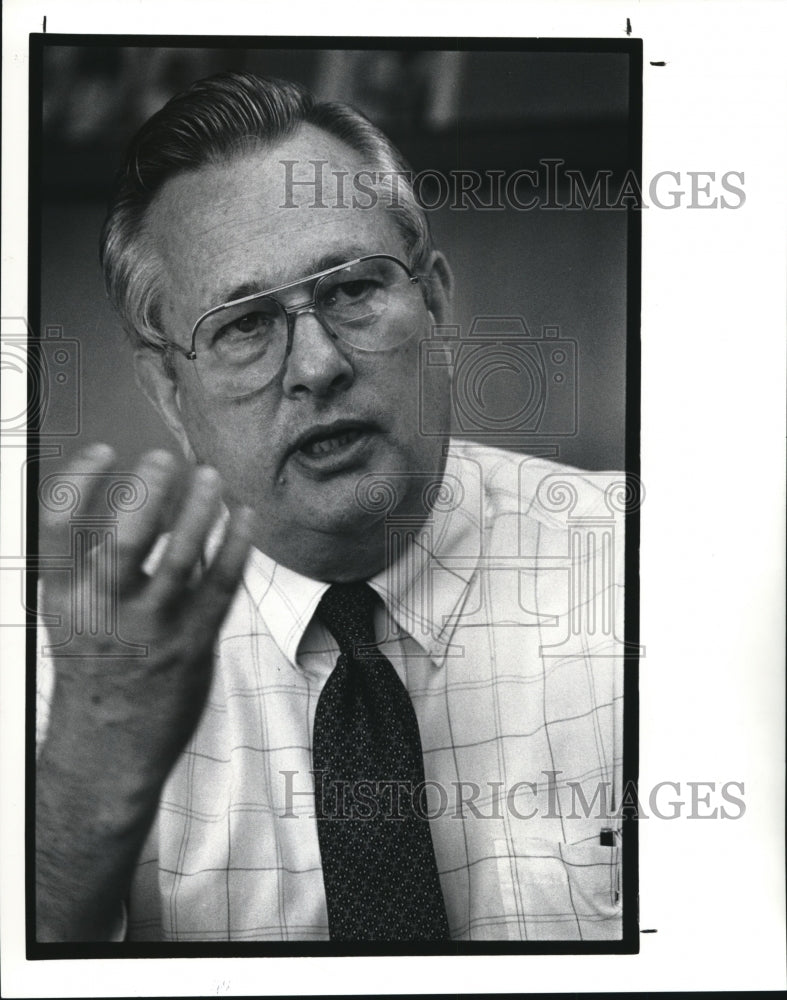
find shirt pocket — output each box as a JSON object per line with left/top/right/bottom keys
{"left": 494, "top": 835, "right": 622, "bottom": 941}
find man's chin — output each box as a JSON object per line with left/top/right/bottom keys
{"left": 292, "top": 484, "right": 389, "bottom": 536}
{"left": 259, "top": 500, "right": 389, "bottom": 581}
{"left": 258, "top": 441, "right": 446, "bottom": 577}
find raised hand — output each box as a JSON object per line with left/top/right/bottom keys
{"left": 36, "top": 443, "right": 255, "bottom": 941}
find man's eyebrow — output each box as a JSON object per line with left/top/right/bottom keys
{"left": 206, "top": 247, "right": 373, "bottom": 311}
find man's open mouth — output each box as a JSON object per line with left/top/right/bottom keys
{"left": 289, "top": 421, "right": 376, "bottom": 469}
{"left": 299, "top": 427, "right": 365, "bottom": 457}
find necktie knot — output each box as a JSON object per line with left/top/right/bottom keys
{"left": 316, "top": 582, "right": 379, "bottom": 658}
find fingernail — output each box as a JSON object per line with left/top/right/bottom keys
{"left": 145, "top": 449, "right": 175, "bottom": 467}
{"left": 195, "top": 465, "right": 220, "bottom": 485}
{"left": 236, "top": 506, "right": 257, "bottom": 530}
{"left": 85, "top": 442, "right": 114, "bottom": 460}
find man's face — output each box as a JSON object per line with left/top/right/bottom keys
{"left": 139, "top": 125, "right": 453, "bottom": 580}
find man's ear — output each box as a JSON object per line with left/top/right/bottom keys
{"left": 133, "top": 348, "right": 195, "bottom": 461}
{"left": 421, "top": 250, "right": 454, "bottom": 326}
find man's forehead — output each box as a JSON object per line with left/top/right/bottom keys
{"left": 146, "top": 126, "right": 406, "bottom": 318}
{"left": 148, "top": 123, "right": 378, "bottom": 237}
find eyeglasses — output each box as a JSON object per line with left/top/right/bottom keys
{"left": 163, "top": 254, "right": 424, "bottom": 399}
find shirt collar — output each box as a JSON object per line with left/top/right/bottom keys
{"left": 242, "top": 440, "right": 484, "bottom": 671}
{"left": 243, "top": 549, "right": 330, "bottom": 669}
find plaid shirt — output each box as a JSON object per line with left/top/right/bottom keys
{"left": 37, "top": 440, "right": 626, "bottom": 941}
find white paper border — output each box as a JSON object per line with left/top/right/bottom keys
{"left": 2, "top": 0, "right": 785, "bottom": 995}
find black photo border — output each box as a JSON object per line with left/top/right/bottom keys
{"left": 26, "top": 31, "right": 642, "bottom": 960}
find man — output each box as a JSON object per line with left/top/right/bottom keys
{"left": 36, "top": 72, "right": 625, "bottom": 943}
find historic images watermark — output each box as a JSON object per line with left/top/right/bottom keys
{"left": 2, "top": 318, "right": 153, "bottom": 653}
{"left": 280, "top": 771, "right": 747, "bottom": 821}
{"left": 280, "top": 158, "right": 746, "bottom": 212}
{"left": 2, "top": 318, "right": 82, "bottom": 631}
{"left": 352, "top": 459, "right": 640, "bottom": 659}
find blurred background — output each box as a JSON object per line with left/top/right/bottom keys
{"left": 37, "top": 44, "right": 634, "bottom": 471}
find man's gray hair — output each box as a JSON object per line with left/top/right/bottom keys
{"left": 100, "top": 71, "right": 435, "bottom": 355}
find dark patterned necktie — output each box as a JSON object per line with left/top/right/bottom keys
{"left": 312, "top": 582, "right": 450, "bottom": 942}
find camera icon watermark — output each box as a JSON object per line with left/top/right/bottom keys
{"left": 419, "top": 317, "right": 577, "bottom": 442}
{"left": 1, "top": 317, "right": 82, "bottom": 629}
{"left": 1, "top": 317, "right": 81, "bottom": 438}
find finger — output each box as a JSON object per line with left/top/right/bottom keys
{"left": 186, "top": 505, "right": 256, "bottom": 640}
{"left": 114, "top": 450, "right": 184, "bottom": 585}
{"left": 145, "top": 465, "right": 224, "bottom": 605}
{"left": 39, "top": 443, "right": 117, "bottom": 553}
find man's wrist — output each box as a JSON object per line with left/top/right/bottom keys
{"left": 35, "top": 749, "right": 159, "bottom": 942}
{"left": 41, "top": 665, "right": 183, "bottom": 802}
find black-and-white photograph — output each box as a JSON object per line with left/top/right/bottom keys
{"left": 30, "top": 39, "right": 639, "bottom": 953}
{"left": 3, "top": 6, "right": 784, "bottom": 994}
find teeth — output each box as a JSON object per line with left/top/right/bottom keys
{"left": 303, "top": 430, "right": 361, "bottom": 456}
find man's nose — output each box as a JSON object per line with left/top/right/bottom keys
{"left": 281, "top": 309, "right": 354, "bottom": 398}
